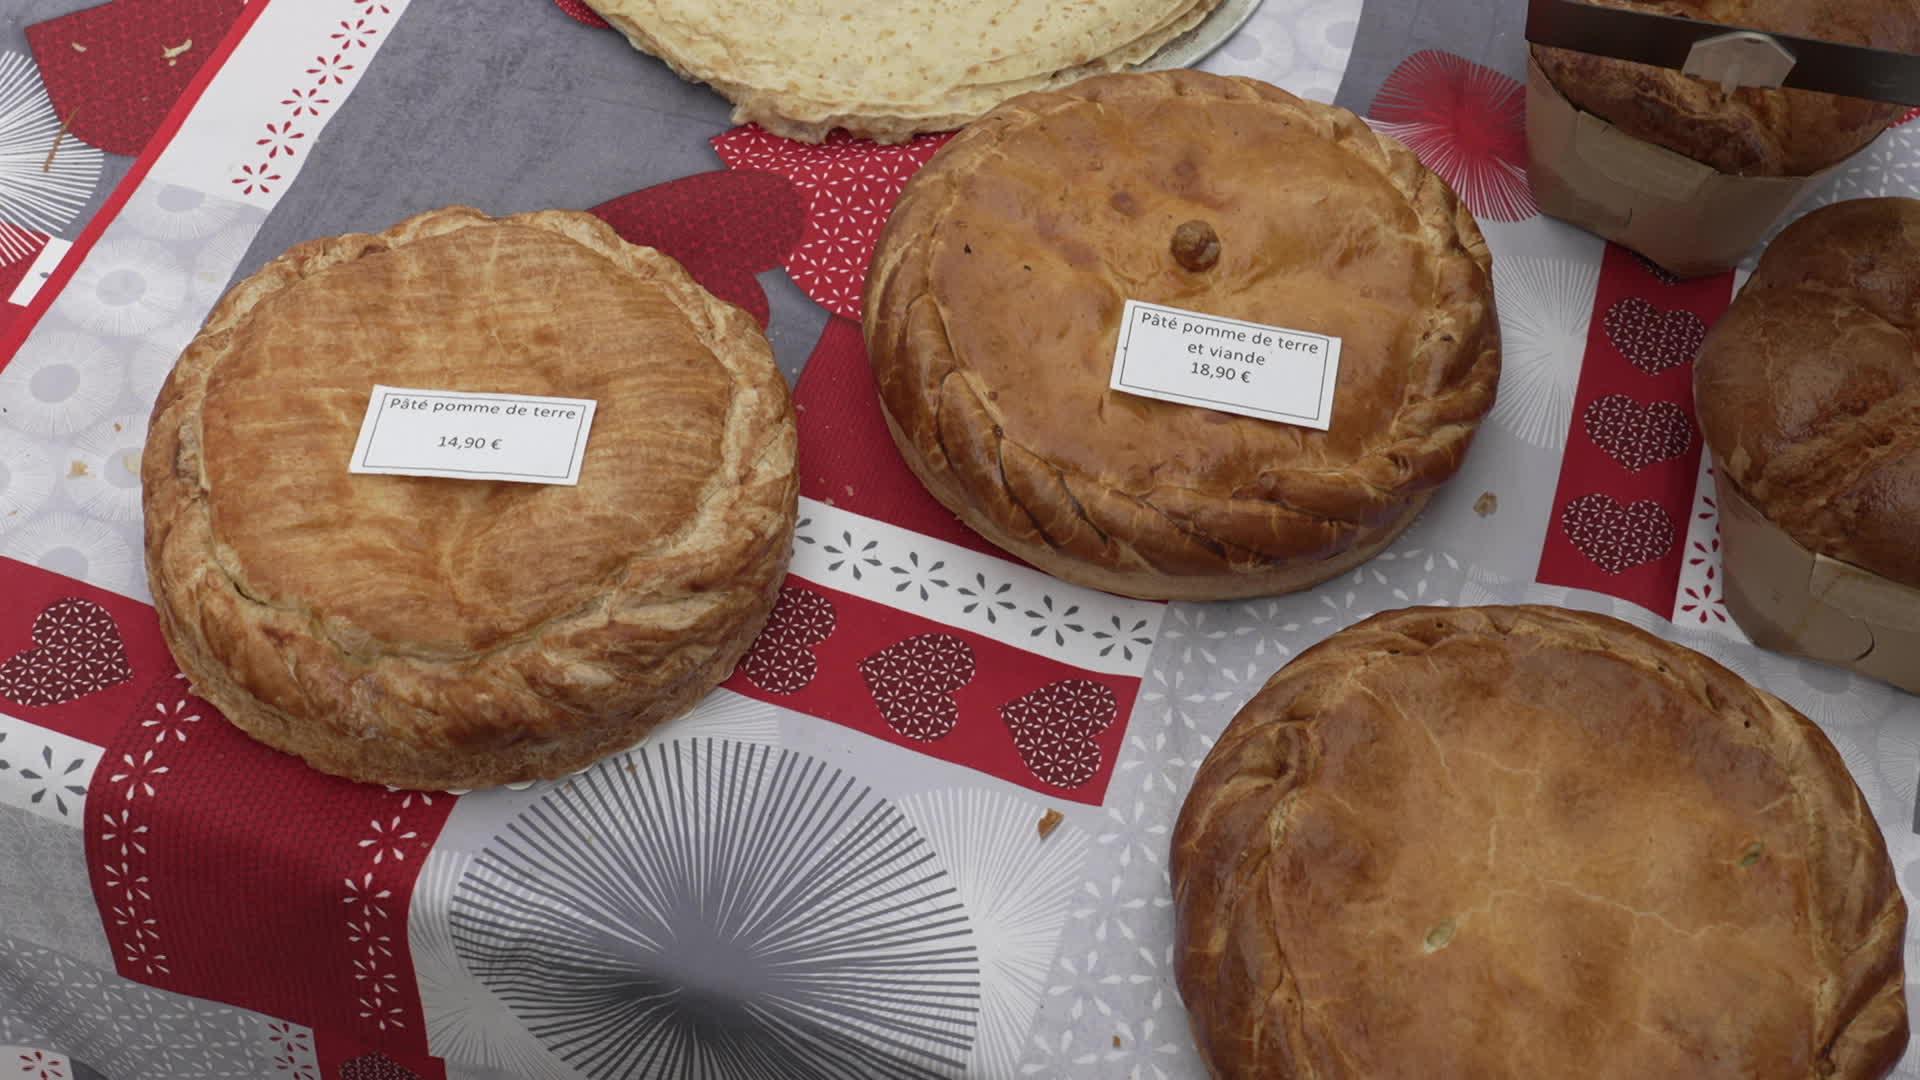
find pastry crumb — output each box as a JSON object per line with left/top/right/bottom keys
{"left": 1474, "top": 492, "right": 1498, "bottom": 517}
{"left": 1037, "top": 809, "right": 1063, "bottom": 839}
{"left": 162, "top": 39, "right": 193, "bottom": 62}
{"left": 71, "top": 42, "right": 87, "bottom": 52}
{"left": 1112, "top": 1035, "right": 1122, "bottom": 1049}
{"left": 68, "top": 461, "right": 88, "bottom": 478}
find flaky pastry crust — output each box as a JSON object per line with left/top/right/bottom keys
{"left": 143, "top": 206, "right": 797, "bottom": 789}
{"left": 865, "top": 71, "right": 1500, "bottom": 600}
{"left": 584, "top": 0, "right": 1220, "bottom": 143}
{"left": 1532, "top": 0, "right": 1920, "bottom": 177}
{"left": 1172, "top": 605, "right": 1907, "bottom": 1079}
{"left": 1696, "top": 198, "right": 1920, "bottom": 588}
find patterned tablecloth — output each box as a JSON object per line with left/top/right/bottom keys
{"left": 0, "top": 1, "right": 1916, "bottom": 1077}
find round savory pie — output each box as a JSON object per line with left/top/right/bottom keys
{"left": 583, "top": 0, "right": 1221, "bottom": 143}
{"left": 864, "top": 71, "right": 1501, "bottom": 601}
{"left": 142, "top": 206, "right": 797, "bottom": 790}
{"left": 1172, "top": 605, "right": 1908, "bottom": 1078}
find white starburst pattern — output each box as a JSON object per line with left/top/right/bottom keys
{"left": 107, "top": 749, "right": 169, "bottom": 801}
{"left": 0, "top": 427, "right": 56, "bottom": 533}
{"left": 356, "top": 815, "right": 419, "bottom": 865}
{"left": 0, "top": 329, "right": 122, "bottom": 440}
{"left": 1672, "top": 456, "right": 1734, "bottom": 633}
{"left": 65, "top": 413, "right": 151, "bottom": 525}
{"left": 652, "top": 687, "right": 783, "bottom": 746}
{"left": 1488, "top": 257, "right": 1600, "bottom": 449}
{"left": 0, "top": 51, "right": 103, "bottom": 265}
{"left": 59, "top": 232, "right": 189, "bottom": 338}
{"left": 897, "top": 788, "right": 1092, "bottom": 1079}
{"left": 1024, "top": 863, "right": 1197, "bottom": 1079}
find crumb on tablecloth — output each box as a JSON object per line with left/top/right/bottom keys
{"left": 1474, "top": 492, "right": 1498, "bottom": 517}
{"left": 1037, "top": 809, "right": 1063, "bottom": 839}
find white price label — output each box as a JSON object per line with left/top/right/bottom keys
{"left": 348, "top": 386, "right": 598, "bottom": 485}
{"left": 1109, "top": 300, "right": 1342, "bottom": 430}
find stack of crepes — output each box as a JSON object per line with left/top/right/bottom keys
{"left": 582, "top": 0, "right": 1223, "bottom": 142}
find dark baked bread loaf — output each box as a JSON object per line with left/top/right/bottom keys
{"left": 1695, "top": 197, "right": 1920, "bottom": 587}
{"left": 1532, "top": 0, "right": 1920, "bottom": 177}
{"left": 864, "top": 71, "right": 1500, "bottom": 601}
{"left": 1172, "top": 605, "right": 1907, "bottom": 1078}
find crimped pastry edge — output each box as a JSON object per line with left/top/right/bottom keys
{"left": 864, "top": 70, "right": 1500, "bottom": 600}
{"left": 141, "top": 206, "right": 798, "bottom": 789}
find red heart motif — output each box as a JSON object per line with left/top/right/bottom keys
{"left": 858, "top": 634, "right": 975, "bottom": 742}
{"left": 27, "top": 0, "right": 249, "bottom": 157}
{"left": 712, "top": 126, "right": 954, "bottom": 320}
{"left": 1000, "top": 679, "right": 1118, "bottom": 790}
{"left": 739, "top": 586, "right": 836, "bottom": 694}
{"left": 1561, "top": 494, "right": 1675, "bottom": 574}
{"left": 591, "top": 170, "right": 805, "bottom": 329}
{"left": 0, "top": 598, "right": 133, "bottom": 707}
{"left": 551, "top": 0, "right": 611, "bottom": 28}
{"left": 1603, "top": 297, "right": 1705, "bottom": 375}
{"left": 1582, "top": 394, "right": 1695, "bottom": 472}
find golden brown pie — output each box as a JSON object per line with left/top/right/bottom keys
{"left": 865, "top": 71, "right": 1501, "bottom": 601}
{"left": 1172, "top": 605, "right": 1908, "bottom": 1078}
{"left": 143, "top": 206, "right": 797, "bottom": 789}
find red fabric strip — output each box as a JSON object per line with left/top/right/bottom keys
{"left": 84, "top": 666, "right": 454, "bottom": 1054}
{"left": 725, "top": 575, "right": 1140, "bottom": 806}
{"left": 1536, "top": 244, "right": 1734, "bottom": 614}
{"left": 793, "top": 315, "right": 1010, "bottom": 559}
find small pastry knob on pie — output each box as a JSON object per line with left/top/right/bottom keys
{"left": 142, "top": 207, "right": 797, "bottom": 790}
{"left": 1172, "top": 606, "right": 1907, "bottom": 1079}
{"left": 864, "top": 71, "right": 1500, "bottom": 601}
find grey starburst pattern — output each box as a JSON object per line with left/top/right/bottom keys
{"left": 889, "top": 551, "right": 950, "bottom": 601}
{"left": 957, "top": 574, "right": 1017, "bottom": 624}
{"left": 411, "top": 853, "right": 572, "bottom": 1079}
{"left": 1090, "top": 616, "right": 1155, "bottom": 662}
{"left": 1023, "top": 596, "right": 1085, "bottom": 647}
{"left": 451, "top": 739, "right": 981, "bottom": 1079}
{"left": 823, "top": 529, "right": 883, "bottom": 580}
{"left": 15, "top": 743, "right": 87, "bottom": 817}
{"left": 0, "top": 51, "right": 103, "bottom": 264}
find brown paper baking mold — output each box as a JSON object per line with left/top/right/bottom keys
{"left": 1717, "top": 476, "right": 1920, "bottom": 695}
{"left": 1525, "top": 58, "right": 1844, "bottom": 277}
